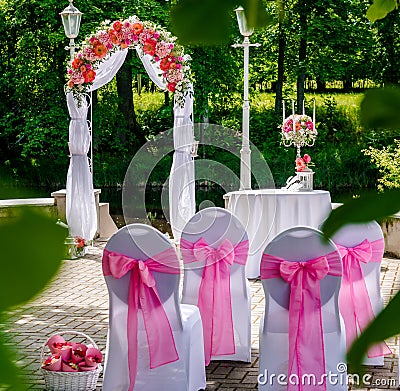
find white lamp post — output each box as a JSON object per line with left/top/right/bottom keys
{"left": 232, "top": 6, "right": 260, "bottom": 190}
{"left": 60, "top": 0, "right": 83, "bottom": 62}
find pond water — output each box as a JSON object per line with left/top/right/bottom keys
{"left": 0, "top": 183, "right": 361, "bottom": 234}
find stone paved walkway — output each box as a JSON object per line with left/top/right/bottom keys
{"left": 2, "top": 240, "right": 399, "bottom": 390}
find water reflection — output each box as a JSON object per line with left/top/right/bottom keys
{"left": 102, "top": 185, "right": 228, "bottom": 234}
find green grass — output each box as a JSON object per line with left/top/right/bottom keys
{"left": 134, "top": 91, "right": 165, "bottom": 111}
{"left": 253, "top": 92, "right": 363, "bottom": 110}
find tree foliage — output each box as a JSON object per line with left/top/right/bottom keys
{"left": 0, "top": 0, "right": 399, "bottom": 189}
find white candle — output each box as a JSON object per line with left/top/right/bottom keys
{"left": 292, "top": 100, "right": 295, "bottom": 132}
{"left": 283, "top": 100, "right": 285, "bottom": 121}
{"left": 302, "top": 100, "right": 305, "bottom": 115}
{"left": 313, "top": 99, "right": 316, "bottom": 127}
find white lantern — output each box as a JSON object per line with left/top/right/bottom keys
{"left": 60, "top": 0, "right": 83, "bottom": 61}
{"left": 296, "top": 169, "right": 314, "bottom": 191}
{"left": 235, "top": 6, "right": 254, "bottom": 37}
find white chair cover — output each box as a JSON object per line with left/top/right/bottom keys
{"left": 180, "top": 207, "right": 251, "bottom": 364}
{"left": 102, "top": 223, "right": 206, "bottom": 391}
{"left": 332, "top": 221, "right": 391, "bottom": 366}
{"left": 259, "top": 226, "right": 346, "bottom": 391}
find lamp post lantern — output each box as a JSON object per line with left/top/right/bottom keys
{"left": 60, "top": 0, "right": 83, "bottom": 62}
{"left": 233, "top": 6, "right": 260, "bottom": 190}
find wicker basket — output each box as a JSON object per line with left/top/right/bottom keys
{"left": 40, "top": 330, "right": 102, "bottom": 391}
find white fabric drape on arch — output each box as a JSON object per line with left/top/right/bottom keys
{"left": 169, "top": 84, "right": 195, "bottom": 240}
{"left": 65, "top": 92, "right": 97, "bottom": 240}
{"left": 66, "top": 47, "right": 195, "bottom": 241}
{"left": 66, "top": 50, "right": 128, "bottom": 240}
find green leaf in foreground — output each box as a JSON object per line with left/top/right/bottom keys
{"left": 366, "top": 0, "right": 397, "bottom": 22}
{"left": 347, "top": 289, "right": 400, "bottom": 374}
{"left": 0, "top": 208, "right": 66, "bottom": 310}
{"left": 170, "top": 0, "right": 274, "bottom": 45}
{"left": 170, "top": 0, "right": 233, "bottom": 45}
{"left": 360, "top": 86, "right": 400, "bottom": 129}
{"left": 321, "top": 189, "right": 400, "bottom": 238}
{"left": 0, "top": 208, "right": 66, "bottom": 388}
{"left": 241, "top": 0, "right": 275, "bottom": 30}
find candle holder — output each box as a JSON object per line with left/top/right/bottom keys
{"left": 281, "top": 113, "right": 317, "bottom": 157}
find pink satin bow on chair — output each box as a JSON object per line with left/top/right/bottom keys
{"left": 102, "top": 248, "right": 180, "bottom": 391}
{"left": 336, "top": 238, "right": 391, "bottom": 358}
{"left": 261, "top": 252, "right": 342, "bottom": 391}
{"left": 181, "top": 237, "right": 249, "bottom": 365}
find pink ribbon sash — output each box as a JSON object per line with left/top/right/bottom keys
{"left": 261, "top": 251, "right": 342, "bottom": 391}
{"left": 102, "top": 247, "right": 180, "bottom": 391}
{"left": 180, "top": 238, "right": 249, "bottom": 365}
{"left": 336, "top": 238, "right": 391, "bottom": 358}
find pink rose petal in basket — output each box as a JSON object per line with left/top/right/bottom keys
{"left": 71, "top": 343, "right": 88, "bottom": 364}
{"left": 61, "top": 361, "right": 80, "bottom": 372}
{"left": 56, "top": 343, "right": 73, "bottom": 362}
{"left": 78, "top": 362, "right": 98, "bottom": 371}
{"left": 46, "top": 335, "right": 65, "bottom": 354}
{"left": 42, "top": 354, "right": 62, "bottom": 372}
{"left": 85, "top": 347, "right": 103, "bottom": 367}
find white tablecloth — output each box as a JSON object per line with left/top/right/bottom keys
{"left": 224, "top": 189, "right": 332, "bottom": 278}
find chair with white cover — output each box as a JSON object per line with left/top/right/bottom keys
{"left": 331, "top": 221, "right": 391, "bottom": 366}
{"left": 180, "top": 207, "right": 251, "bottom": 365}
{"left": 102, "top": 223, "right": 206, "bottom": 391}
{"left": 259, "top": 226, "right": 346, "bottom": 391}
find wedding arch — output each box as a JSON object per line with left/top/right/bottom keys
{"left": 65, "top": 16, "right": 195, "bottom": 241}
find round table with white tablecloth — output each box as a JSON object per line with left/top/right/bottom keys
{"left": 224, "top": 189, "right": 332, "bottom": 278}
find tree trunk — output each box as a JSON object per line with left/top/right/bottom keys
{"left": 343, "top": 76, "right": 352, "bottom": 92}
{"left": 116, "top": 50, "right": 145, "bottom": 146}
{"left": 274, "top": 20, "right": 286, "bottom": 115}
{"left": 296, "top": 0, "right": 308, "bottom": 112}
{"left": 296, "top": 35, "right": 307, "bottom": 112}
{"left": 379, "top": 12, "right": 399, "bottom": 85}
{"left": 316, "top": 78, "right": 326, "bottom": 92}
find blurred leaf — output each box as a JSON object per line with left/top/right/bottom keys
{"left": 321, "top": 190, "right": 400, "bottom": 238}
{"left": 0, "top": 208, "right": 66, "bottom": 310}
{"left": 366, "top": 0, "right": 397, "bottom": 22}
{"left": 170, "top": 0, "right": 234, "bottom": 45}
{"left": 170, "top": 0, "right": 274, "bottom": 45}
{"left": 347, "top": 289, "right": 400, "bottom": 374}
{"left": 242, "top": 0, "right": 275, "bottom": 29}
{"left": 360, "top": 87, "right": 400, "bottom": 129}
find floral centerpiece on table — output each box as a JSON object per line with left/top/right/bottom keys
{"left": 65, "top": 16, "right": 192, "bottom": 107}
{"left": 281, "top": 114, "right": 317, "bottom": 153}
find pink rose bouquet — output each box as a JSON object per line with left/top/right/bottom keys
{"left": 295, "top": 154, "right": 313, "bottom": 172}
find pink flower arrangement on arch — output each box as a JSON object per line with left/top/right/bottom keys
{"left": 66, "top": 16, "right": 192, "bottom": 107}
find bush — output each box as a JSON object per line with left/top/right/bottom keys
{"left": 363, "top": 140, "right": 400, "bottom": 191}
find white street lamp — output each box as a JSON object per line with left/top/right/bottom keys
{"left": 233, "top": 6, "right": 260, "bottom": 190}
{"left": 60, "top": 0, "right": 83, "bottom": 62}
